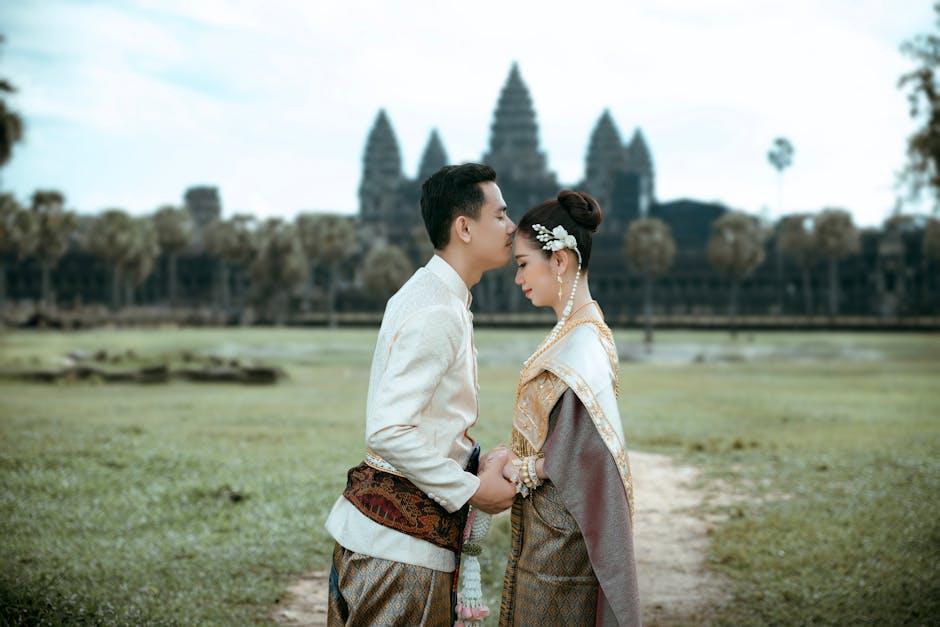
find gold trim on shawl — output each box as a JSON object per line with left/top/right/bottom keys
{"left": 511, "top": 370, "right": 568, "bottom": 457}
{"left": 511, "top": 317, "right": 635, "bottom": 523}
{"left": 543, "top": 361, "right": 634, "bottom": 521}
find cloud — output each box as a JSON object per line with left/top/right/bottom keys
{"left": 1, "top": 0, "right": 934, "bottom": 225}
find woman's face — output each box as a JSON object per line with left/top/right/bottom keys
{"left": 513, "top": 233, "right": 558, "bottom": 308}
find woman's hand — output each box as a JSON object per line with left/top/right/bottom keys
{"left": 503, "top": 454, "right": 548, "bottom": 483}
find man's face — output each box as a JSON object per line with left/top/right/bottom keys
{"left": 467, "top": 182, "right": 516, "bottom": 271}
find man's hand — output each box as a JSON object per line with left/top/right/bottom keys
{"left": 469, "top": 448, "right": 517, "bottom": 514}
{"left": 478, "top": 445, "right": 508, "bottom": 473}
{"left": 500, "top": 450, "right": 521, "bottom": 483}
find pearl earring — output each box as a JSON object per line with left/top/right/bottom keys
{"left": 556, "top": 274, "right": 564, "bottom": 303}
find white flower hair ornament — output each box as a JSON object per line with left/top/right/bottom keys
{"left": 533, "top": 224, "right": 582, "bottom": 262}
{"left": 531, "top": 223, "right": 583, "bottom": 322}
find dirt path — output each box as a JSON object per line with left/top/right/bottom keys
{"left": 631, "top": 451, "right": 726, "bottom": 625}
{"left": 271, "top": 450, "right": 724, "bottom": 626}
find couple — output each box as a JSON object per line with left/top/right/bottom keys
{"left": 325, "top": 163, "right": 640, "bottom": 626}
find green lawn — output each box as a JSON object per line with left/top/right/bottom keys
{"left": 1, "top": 328, "right": 938, "bottom": 625}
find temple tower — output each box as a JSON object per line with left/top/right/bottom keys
{"left": 625, "top": 128, "right": 655, "bottom": 217}
{"left": 482, "top": 63, "right": 557, "bottom": 218}
{"left": 184, "top": 186, "right": 221, "bottom": 231}
{"left": 484, "top": 63, "right": 548, "bottom": 181}
{"left": 417, "top": 129, "right": 449, "bottom": 183}
{"left": 358, "top": 109, "right": 404, "bottom": 229}
{"left": 584, "top": 110, "right": 626, "bottom": 211}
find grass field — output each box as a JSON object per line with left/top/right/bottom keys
{"left": 1, "top": 328, "right": 938, "bottom": 625}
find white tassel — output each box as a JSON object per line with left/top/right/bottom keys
{"left": 455, "top": 508, "right": 492, "bottom": 626}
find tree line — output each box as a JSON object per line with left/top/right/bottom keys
{"left": 0, "top": 192, "right": 414, "bottom": 325}
{"left": 625, "top": 208, "right": 940, "bottom": 345}
{"left": 3, "top": 188, "right": 939, "bottom": 333}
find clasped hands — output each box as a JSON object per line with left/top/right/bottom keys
{"left": 468, "top": 445, "right": 524, "bottom": 515}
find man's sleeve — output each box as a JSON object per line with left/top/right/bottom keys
{"left": 365, "top": 306, "right": 480, "bottom": 513}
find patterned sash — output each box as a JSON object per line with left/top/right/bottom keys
{"left": 342, "top": 447, "right": 479, "bottom": 553}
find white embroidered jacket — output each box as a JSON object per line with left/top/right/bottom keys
{"left": 325, "top": 255, "right": 481, "bottom": 572}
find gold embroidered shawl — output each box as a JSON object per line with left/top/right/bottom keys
{"left": 511, "top": 320, "right": 634, "bottom": 516}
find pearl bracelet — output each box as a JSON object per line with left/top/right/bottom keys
{"left": 512, "top": 454, "right": 544, "bottom": 497}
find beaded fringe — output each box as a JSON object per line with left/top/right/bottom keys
{"left": 455, "top": 508, "right": 493, "bottom": 626}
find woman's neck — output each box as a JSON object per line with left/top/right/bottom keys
{"left": 552, "top": 275, "right": 595, "bottom": 322}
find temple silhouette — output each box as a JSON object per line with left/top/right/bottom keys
{"left": 2, "top": 64, "right": 935, "bottom": 321}
{"left": 353, "top": 63, "right": 929, "bottom": 318}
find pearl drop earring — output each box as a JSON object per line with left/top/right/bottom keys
{"left": 522, "top": 223, "right": 584, "bottom": 371}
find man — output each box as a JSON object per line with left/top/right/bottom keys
{"left": 326, "top": 163, "right": 518, "bottom": 626}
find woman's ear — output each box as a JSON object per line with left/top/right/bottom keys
{"left": 552, "top": 250, "right": 570, "bottom": 275}
{"left": 453, "top": 215, "right": 472, "bottom": 245}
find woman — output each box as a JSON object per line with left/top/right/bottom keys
{"left": 498, "top": 190, "right": 641, "bottom": 626}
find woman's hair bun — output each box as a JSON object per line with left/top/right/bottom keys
{"left": 557, "top": 190, "right": 603, "bottom": 233}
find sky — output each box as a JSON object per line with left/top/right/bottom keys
{"left": 0, "top": 0, "right": 935, "bottom": 226}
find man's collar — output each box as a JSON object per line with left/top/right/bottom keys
{"left": 426, "top": 254, "right": 472, "bottom": 309}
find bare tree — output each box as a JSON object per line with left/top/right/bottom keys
{"left": 624, "top": 217, "right": 676, "bottom": 351}
{"left": 707, "top": 212, "right": 766, "bottom": 338}
{"left": 814, "top": 208, "right": 860, "bottom": 317}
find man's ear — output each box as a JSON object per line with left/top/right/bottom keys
{"left": 453, "top": 215, "right": 472, "bottom": 245}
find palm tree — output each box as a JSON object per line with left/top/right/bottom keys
{"left": 624, "top": 217, "right": 676, "bottom": 351}
{"left": 295, "top": 213, "right": 324, "bottom": 312}
{"left": 86, "top": 209, "right": 137, "bottom": 310}
{"left": 122, "top": 217, "right": 160, "bottom": 307}
{"left": 300, "top": 214, "right": 355, "bottom": 327}
{"left": 203, "top": 215, "right": 256, "bottom": 313}
{"left": 29, "top": 190, "right": 76, "bottom": 308}
{"left": 922, "top": 216, "right": 940, "bottom": 309}
{"left": 0, "top": 37, "right": 24, "bottom": 179}
{"left": 411, "top": 225, "right": 434, "bottom": 265}
{"left": 0, "top": 193, "right": 37, "bottom": 304}
{"left": 813, "top": 208, "right": 860, "bottom": 317}
{"left": 707, "top": 212, "right": 766, "bottom": 338}
{"left": 925, "top": 216, "right": 940, "bottom": 262}
{"left": 898, "top": 4, "right": 940, "bottom": 205}
{"left": 767, "top": 137, "right": 794, "bottom": 214}
{"left": 776, "top": 213, "right": 818, "bottom": 315}
{"left": 153, "top": 205, "right": 193, "bottom": 308}
{"left": 250, "top": 218, "right": 308, "bottom": 324}
{"left": 362, "top": 244, "right": 413, "bottom": 304}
